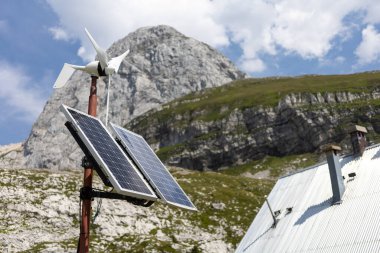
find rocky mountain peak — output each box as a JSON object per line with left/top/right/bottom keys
{"left": 1, "top": 25, "right": 245, "bottom": 169}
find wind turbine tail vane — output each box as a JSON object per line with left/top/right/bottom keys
{"left": 85, "top": 28, "right": 109, "bottom": 69}
{"left": 53, "top": 63, "right": 77, "bottom": 89}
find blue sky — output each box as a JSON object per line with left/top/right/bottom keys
{"left": 1, "top": 0, "right": 380, "bottom": 145}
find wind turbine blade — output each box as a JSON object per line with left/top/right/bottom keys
{"left": 53, "top": 63, "right": 76, "bottom": 88}
{"left": 70, "top": 65, "right": 86, "bottom": 71}
{"left": 105, "top": 77, "right": 111, "bottom": 126}
{"left": 85, "top": 28, "right": 109, "bottom": 69}
{"left": 108, "top": 49, "right": 130, "bottom": 73}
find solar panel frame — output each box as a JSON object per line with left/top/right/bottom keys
{"left": 110, "top": 123, "right": 197, "bottom": 211}
{"left": 61, "top": 105, "right": 157, "bottom": 201}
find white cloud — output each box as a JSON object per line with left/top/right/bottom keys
{"left": 239, "top": 58, "right": 266, "bottom": 73}
{"left": 0, "top": 62, "right": 46, "bottom": 122}
{"left": 363, "top": 2, "right": 380, "bottom": 24}
{"left": 318, "top": 55, "right": 346, "bottom": 68}
{"left": 45, "top": 0, "right": 380, "bottom": 73}
{"left": 46, "top": 0, "right": 228, "bottom": 62}
{"left": 355, "top": 25, "right": 380, "bottom": 65}
{"left": 213, "top": 0, "right": 276, "bottom": 73}
{"left": 335, "top": 56, "right": 346, "bottom": 64}
{"left": 274, "top": 1, "right": 368, "bottom": 58}
{"left": 77, "top": 46, "right": 87, "bottom": 60}
{"left": 0, "top": 19, "right": 8, "bottom": 33}
{"left": 49, "top": 26, "right": 70, "bottom": 41}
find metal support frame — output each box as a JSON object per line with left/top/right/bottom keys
{"left": 65, "top": 77, "right": 153, "bottom": 253}
{"left": 79, "top": 187, "right": 154, "bottom": 207}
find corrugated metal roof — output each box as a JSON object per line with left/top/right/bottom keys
{"left": 235, "top": 144, "right": 380, "bottom": 253}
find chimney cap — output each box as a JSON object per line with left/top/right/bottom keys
{"left": 322, "top": 144, "right": 342, "bottom": 153}
{"left": 349, "top": 125, "right": 368, "bottom": 134}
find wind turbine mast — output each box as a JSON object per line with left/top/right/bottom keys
{"left": 54, "top": 28, "right": 129, "bottom": 126}
{"left": 80, "top": 75, "right": 98, "bottom": 253}
{"left": 53, "top": 28, "right": 129, "bottom": 253}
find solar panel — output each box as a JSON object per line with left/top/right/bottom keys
{"left": 61, "top": 105, "right": 157, "bottom": 201}
{"left": 110, "top": 123, "right": 197, "bottom": 211}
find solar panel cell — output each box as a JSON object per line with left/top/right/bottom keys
{"left": 61, "top": 105, "right": 157, "bottom": 201}
{"left": 111, "top": 123, "right": 196, "bottom": 211}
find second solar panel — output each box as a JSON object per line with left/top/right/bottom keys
{"left": 111, "top": 123, "right": 197, "bottom": 211}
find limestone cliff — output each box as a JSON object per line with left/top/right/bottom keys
{"left": 127, "top": 74, "right": 380, "bottom": 170}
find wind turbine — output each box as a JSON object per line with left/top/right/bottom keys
{"left": 53, "top": 28, "right": 129, "bottom": 125}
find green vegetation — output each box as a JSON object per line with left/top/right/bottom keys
{"left": 174, "top": 170, "right": 274, "bottom": 246}
{"left": 155, "top": 131, "right": 221, "bottom": 162}
{"left": 19, "top": 242, "right": 50, "bottom": 253}
{"left": 221, "top": 153, "right": 319, "bottom": 178}
{"left": 18, "top": 238, "right": 78, "bottom": 253}
{"left": 131, "top": 72, "right": 380, "bottom": 125}
{"left": 156, "top": 143, "right": 186, "bottom": 161}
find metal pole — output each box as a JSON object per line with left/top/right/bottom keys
{"left": 105, "top": 77, "right": 110, "bottom": 126}
{"left": 79, "top": 76, "right": 98, "bottom": 253}
{"left": 265, "top": 197, "right": 277, "bottom": 228}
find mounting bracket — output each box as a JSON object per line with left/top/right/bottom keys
{"left": 79, "top": 187, "right": 154, "bottom": 207}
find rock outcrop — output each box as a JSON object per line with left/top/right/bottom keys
{"left": 128, "top": 87, "right": 380, "bottom": 171}
{"left": 0, "top": 143, "right": 23, "bottom": 168}
{"left": 0, "top": 25, "right": 244, "bottom": 169}
{"left": 0, "top": 167, "right": 272, "bottom": 252}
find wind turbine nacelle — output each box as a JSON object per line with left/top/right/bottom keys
{"left": 83, "top": 61, "right": 106, "bottom": 77}
{"left": 81, "top": 61, "right": 116, "bottom": 77}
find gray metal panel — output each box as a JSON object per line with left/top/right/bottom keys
{"left": 61, "top": 105, "right": 157, "bottom": 201}
{"left": 236, "top": 144, "right": 380, "bottom": 253}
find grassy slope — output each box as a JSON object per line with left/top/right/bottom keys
{"left": 221, "top": 153, "right": 320, "bottom": 178}
{"left": 132, "top": 72, "right": 380, "bottom": 125}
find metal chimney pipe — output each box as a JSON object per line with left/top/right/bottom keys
{"left": 324, "top": 145, "right": 345, "bottom": 204}
{"left": 350, "top": 125, "right": 367, "bottom": 156}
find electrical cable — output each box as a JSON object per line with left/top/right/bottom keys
{"left": 90, "top": 187, "right": 112, "bottom": 224}
{"left": 79, "top": 196, "right": 82, "bottom": 225}
{"left": 92, "top": 197, "right": 102, "bottom": 223}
